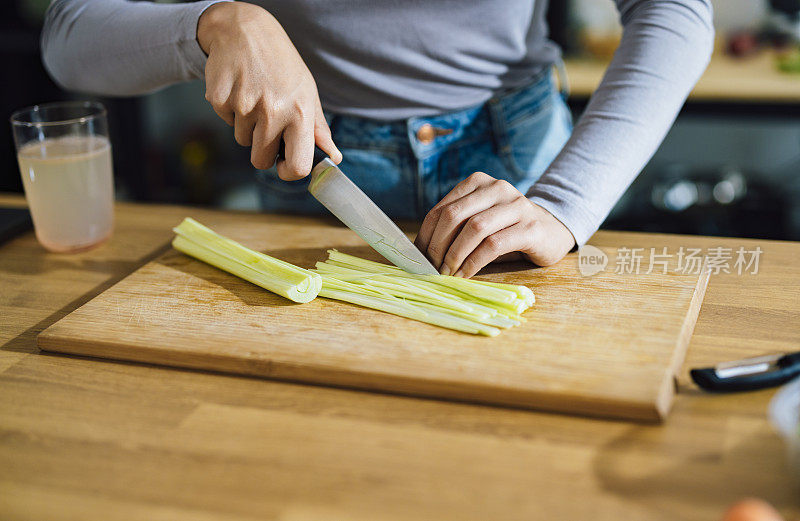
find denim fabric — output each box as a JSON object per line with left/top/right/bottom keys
{"left": 255, "top": 69, "right": 573, "bottom": 220}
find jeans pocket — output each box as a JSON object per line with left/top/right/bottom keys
{"left": 498, "top": 93, "right": 572, "bottom": 191}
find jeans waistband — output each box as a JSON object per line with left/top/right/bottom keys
{"left": 326, "top": 65, "right": 558, "bottom": 158}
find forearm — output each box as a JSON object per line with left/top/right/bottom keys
{"left": 41, "top": 0, "right": 229, "bottom": 96}
{"left": 527, "top": 0, "right": 714, "bottom": 246}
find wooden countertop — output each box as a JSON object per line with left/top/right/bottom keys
{"left": 565, "top": 50, "right": 800, "bottom": 103}
{"left": 1, "top": 193, "right": 799, "bottom": 520}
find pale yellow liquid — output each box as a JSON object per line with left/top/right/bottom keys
{"left": 17, "top": 136, "right": 114, "bottom": 252}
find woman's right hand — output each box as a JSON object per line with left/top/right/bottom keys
{"left": 197, "top": 2, "right": 341, "bottom": 180}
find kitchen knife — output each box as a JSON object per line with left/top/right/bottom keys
{"left": 690, "top": 351, "right": 800, "bottom": 392}
{"left": 277, "top": 144, "right": 438, "bottom": 275}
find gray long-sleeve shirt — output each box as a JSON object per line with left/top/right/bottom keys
{"left": 41, "top": 0, "right": 714, "bottom": 246}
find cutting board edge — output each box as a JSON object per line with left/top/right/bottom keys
{"left": 654, "top": 267, "right": 712, "bottom": 418}
{"left": 37, "top": 331, "right": 664, "bottom": 423}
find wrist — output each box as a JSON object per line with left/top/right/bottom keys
{"left": 197, "top": 2, "right": 267, "bottom": 54}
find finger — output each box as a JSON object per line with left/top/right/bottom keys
{"left": 415, "top": 172, "right": 494, "bottom": 254}
{"left": 441, "top": 200, "right": 525, "bottom": 276}
{"left": 204, "top": 66, "right": 235, "bottom": 126}
{"left": 495, "top": 252, "right": 525, "bottom": 263}
{"left": 425, "top": 185, "right": 511, "bottom": 270}
{"left": 233, "top": 111, "right": 257, "bottom": 147}
{"left": 426, "top": 181, "right": 521, "bottom": 270}
{"left": 212, "top": 106, "right": 235, "bottom": 126}
{"left": 313, "top": 100, "right": 342, "bottom": 164}
{"left": 276, "top": 117, "right": 315, "bottom": 181}
{"left": 250, "top": 118, "right": 281, "bottom": 170}
{"left": 431, "top": 171, "right": 494, "bottom": 212}
{"left": 454, "top": 222, "right": 530, "bottom": 278}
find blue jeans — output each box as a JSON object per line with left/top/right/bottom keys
{"left": 256, "top": 69, "right": 573, "bottom": 220}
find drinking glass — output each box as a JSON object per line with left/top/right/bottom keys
{"left": 10, "top": 101, "right": 114, "bottom": 252}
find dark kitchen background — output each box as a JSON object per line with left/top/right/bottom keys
{"left": 3, "top": 0, "right": 800, "bottom": 240}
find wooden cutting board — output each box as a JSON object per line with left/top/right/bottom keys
{"left": 38, "top": 215, "right": 709, "bottom": 422}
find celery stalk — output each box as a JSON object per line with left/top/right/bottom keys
{"left": 172, "top": 218, "right": 320, "bottom": 303}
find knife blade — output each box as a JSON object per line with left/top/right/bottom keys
{"left": 308, "top": 157, "right": 438, "bottom": 275}
{"left": 276, "top": 143, "right": 438, "bottom": 275}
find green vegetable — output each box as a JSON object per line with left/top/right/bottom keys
{"left": 172, "top": 218, "right": 321, "bottom": 303}
{"left": 312, "top": 250, "right": 532, "bottom": 335}
{"left": 172, "top": 219, "right": 534, "bottom": 335}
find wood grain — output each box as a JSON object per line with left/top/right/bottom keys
{"left": 38, "top": 218, "right": 708, "bottom": 421}
{"left": 2, "top": 194, "right": 799, "bottom": 521}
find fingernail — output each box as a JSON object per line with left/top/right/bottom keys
{"left": 439, "top": 265, "right": 451, "bottom": 276}
{"left": 453, "top": 270, "right": 464, "bottom": 278}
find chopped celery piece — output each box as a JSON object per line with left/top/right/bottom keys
{"left": 318, "top": 287, "right": 500, "bottom": 337}
{"left": 314, "top": 250, "right": 534, "bottom": 335}
{"left": 172, "top": 218, "right": 321, "bottom": 303}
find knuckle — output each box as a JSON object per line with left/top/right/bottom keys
{"left": 522, "top": 220, "right": 537, "bottom": 236}
{"left": 251, "top": 158, "right": 269, "bottom": 170}
{"left": 291, "top": 98, "right": 310, "bottom": 121}
{"left": 233, "top": 97, "right": 251, "bottom": 115}
{"left": 515, "top": 195, "right": 532, "bottom": 209}
{"left": 493, "top": 178, "right": 512, "bottom": 191}
{"left": 441, "top": 205, "right": 460, "bottom": 223}
{"left": 427, "top": 243, "right": 443, "bottom": 258}
{"left": 207, "top": 95, "right": 225, "bottom": 110}
{"left": 484, "top": 234, "right": 503, "bottom": 252}
{"left": 251, "top": 150, "right": 272, "bottom": 170}
{"left": 461, "top": 258, "right": 477, "bottom": 275}
{"left": 467, "top": 172, "right": 486, "bottom": 184}
{"left": 467, "top": 216, "right": 486, "bottom": 234}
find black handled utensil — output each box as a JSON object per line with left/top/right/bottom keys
{"left": 690, "top": 351, "right": 800, "bottom": 392}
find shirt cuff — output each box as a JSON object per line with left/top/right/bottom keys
{"left": 175, "top": 0, "right": 232, "bottom": 80}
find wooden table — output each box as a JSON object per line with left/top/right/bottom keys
{"left": 565, "top": 50, "right": 800, "bottom": 103}
{"left": 1, "top": 193, "right": 799, "bottom": 520}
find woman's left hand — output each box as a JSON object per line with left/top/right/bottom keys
{"left": 415, "top": 172, "right": 575, "bottom": 278}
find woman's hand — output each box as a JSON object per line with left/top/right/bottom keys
{"left": 415, "top": 172, "right": 575, "bottom": 278}
{"left": 197, "top": 2, "right": 341, "bottom": 179}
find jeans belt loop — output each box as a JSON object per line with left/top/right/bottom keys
{"left": 554, "top": 58, "right": 570, "bottom": 101}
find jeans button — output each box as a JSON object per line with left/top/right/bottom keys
{"left": 416, "top": 123, "right": 435, "bottom": 144}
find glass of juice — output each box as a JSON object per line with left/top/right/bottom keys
{"left": 10, "top": 101, "right": 114, "bottom": 253}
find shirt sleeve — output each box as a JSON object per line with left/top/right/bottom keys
{"left": 41, "top": 0, "right": 230, "bottom": 96}
{"left": 526, "top": 0, "right": 714, "bottom": 246}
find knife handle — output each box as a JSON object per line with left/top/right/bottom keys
{"left": 690, "top": 353, "right": 800, "bottom": 393}
{"left": 276, "top": 140, "right": 329, "bottom": 168}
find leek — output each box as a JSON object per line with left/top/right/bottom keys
{"left": 171, "top": 219, "right": 534, "bottom": 335}
{"left": 312, "top": 250, "right": 533, "bottom": 336}
{"left": 172, "top": 218, "right": 321, "bottom": 303}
